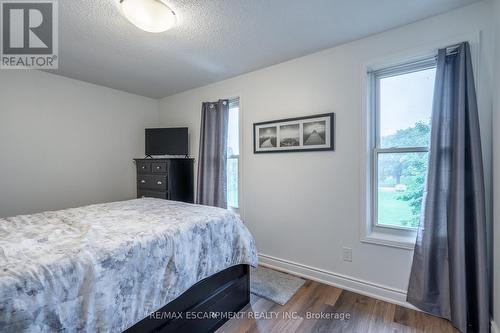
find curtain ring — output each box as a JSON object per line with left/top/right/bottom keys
{"left": 209, "top": 104, "right": 214, "bottom": 109}
{"left": 222, "top": 101, "right": 227, "bottom": 105}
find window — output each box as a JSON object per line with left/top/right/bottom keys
{"left": 370, "top": 59, "right": 436, "bottom": 235}
{"left": 227, "top": 98, "right": 240, "bottom": 209}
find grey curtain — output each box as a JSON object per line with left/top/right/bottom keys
{"left": 407, "top": 42, "right": 489, "bottom": 333}
{"left": 196, "top": 99, "right": 229, "bottom": 208}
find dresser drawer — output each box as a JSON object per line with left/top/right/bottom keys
{"left": 151, "top": 162, "right": 167, "bottom": 173}
{"left": 136, "top": 161, "right": 151, "bottom": 174}
{"left": 138, "top": 190, "right": 167, "bottom": 200}
{"left": 137, "top": 175, "right": 167, "bottom": 191}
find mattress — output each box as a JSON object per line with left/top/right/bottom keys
{"left": 0, "top": 198, "right": 257, "bottom": 332}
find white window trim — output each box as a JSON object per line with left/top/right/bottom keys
{"left": 361, "top": 57, "right": 436, "bottom": 250}
{"left": 237, "top": 96, "right": 244, "bottom": 218}
{"left": 227, "top": 97, "right": 241, "bottom": 213}
{"left": 359, "top": 34, "right": 481, "bottom": 250}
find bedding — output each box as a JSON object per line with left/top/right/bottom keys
{"left": 0, "top": 198, "right": 257, "bottom": 332}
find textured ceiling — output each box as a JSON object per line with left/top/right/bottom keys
{"left": 53, "top": 0, "right": 480, "bottom": 98}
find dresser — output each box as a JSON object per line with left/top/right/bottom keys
{"left": 134, "top": 158, "right": 194, "bottom": 203}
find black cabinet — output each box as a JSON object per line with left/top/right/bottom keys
{"left": 134, "top": 158, "right": 194, "bottom": 203}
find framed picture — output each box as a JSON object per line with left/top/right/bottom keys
{"left": 253, "top": 112, "right": 335, "bottom": 153}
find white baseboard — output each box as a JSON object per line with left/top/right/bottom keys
{"left": 258, "top": 253, "right": 419, "bottom": 311}
{"left": 492, "top": 320, "right": 499, "bottom": 333}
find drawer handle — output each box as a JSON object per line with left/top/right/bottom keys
{"left": 156, "top": 166, "right": 161, "bottom": 170}
{"left": 140, "top": 180, "right": 146, "bottom": 184}
{"left": 157, "top": 181, "right": 163, "bottom": 185}
{"left": 141, "top": 166, "right": 146, "bottom": 169}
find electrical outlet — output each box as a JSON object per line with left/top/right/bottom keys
{"left": 343, "top": 247, "right": 352, "bottom": 262}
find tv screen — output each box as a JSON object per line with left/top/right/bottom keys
{"left": 145, "top": 128, "right": 188, "bottom": 156}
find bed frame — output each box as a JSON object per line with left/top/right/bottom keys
{"left": 124, "top": 265, "right": 250, "bottom": 333}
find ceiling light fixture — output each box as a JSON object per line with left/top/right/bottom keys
{"left": 120, "top": 0, "right": 177, "bottom": 33}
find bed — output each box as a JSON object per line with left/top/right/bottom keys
{"left": 0, "top": 198, "right": 257, "bottom": 332}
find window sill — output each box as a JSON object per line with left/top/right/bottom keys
{"left": 227, "top": 206, "right": 240, "bottom": 215}
{"left": 361, "top": 231, "right": 416, "bottom": 250}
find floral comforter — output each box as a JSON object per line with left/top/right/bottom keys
{"left": 0, "top": 198, "right": 257, "bottom": 332}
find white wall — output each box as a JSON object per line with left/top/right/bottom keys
{"left": 0, "top": 70, "right": 158, "bottom": 218}
{"left": 492, "top": 0, "right": 500, "bottom": 330}
{"left": 158, "top": 2, "right": 494, "bottom": 304}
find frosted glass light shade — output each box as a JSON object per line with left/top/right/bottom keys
{"left": 120, "top": 0, "right": 176, "bottom": 33}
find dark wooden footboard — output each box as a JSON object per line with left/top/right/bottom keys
{"left": 124, "top": 264, "right": 250, "bottom": 333}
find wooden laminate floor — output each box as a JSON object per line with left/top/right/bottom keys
{"left": 217, "top": 277, "right": 459, "bottom": 333}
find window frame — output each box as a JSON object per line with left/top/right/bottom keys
{"left": 366, "top": 57, "right": 436, "bottom": 245}
{"left": 227, "top": 97, "right": 241, "bottom": 212}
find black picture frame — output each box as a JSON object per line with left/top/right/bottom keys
{"left": 253, "top": 112, "right": 335, "bottom": 153}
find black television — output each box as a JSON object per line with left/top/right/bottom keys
{"left": 145, "top": 128, "right": 188, "bottom": 156}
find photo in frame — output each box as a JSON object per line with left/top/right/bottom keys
{"left": 253, "top": 113, "right": 335, "bottom": 153}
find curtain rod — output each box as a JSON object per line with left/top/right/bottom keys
{"left": 367, "top": 42, "right": 465, "bottom": 74}
{"left": 431, "top": 43, "right": 464, "bottom": 59}
{"left": 443, "top": 43, "right": 464, "bottom": 56}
